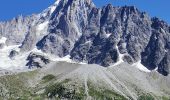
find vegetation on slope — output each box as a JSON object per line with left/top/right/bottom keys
{"left": 0, "top": 69, "right": 169, "bottom": 100}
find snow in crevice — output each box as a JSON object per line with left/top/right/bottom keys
{"left": 106, "top": 33, "right": 112, "bottom": 38}
{"left": 132, "top": 61, "right": 151, "bottom": 73}
{"left": 49, "top": 6, "right": 57, "bottom": 14}
{"left": 154, "top": 67, "right": 158, "bottom": 71}
{"left": 84, "top": 40, "right": 92, "bottom": 44}
{"left": 73, "top": 22, "right": 82, "bottom": 38}
{"left": 109, "top": 44, "right": 150, "bottom": 74}
{"left": 111, "top": 45, "right": 124, "bottom": 67}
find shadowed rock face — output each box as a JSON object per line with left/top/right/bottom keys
{"left": 0, "top": 0, "right": 170, "bottom": 76}
{"left": 71, "top": 5, "right": 152, "bottom": 67}
{"left": 20, "top": 27, "right": 38, "bottom": 52}
{"left": 26, "top": 53, "right": 50, "bottom": 68}
{"left": 141, "top": 18, "right": 170, "bottom": 75}
{"left": 36, "top": 0, "right": 95, "bottom": 57}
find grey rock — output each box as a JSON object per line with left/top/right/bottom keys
{"left": 8, "top": 50, "right": 19, "bottom": 59}
{"left": 26, "top": 1, "right": 170, "bottom": 75}
{"left": 158, "top": 51, "right": 170, "bottom": 76}
{"left": 0, "top": 15, "right": 39, "bottom": 46}
{"left": 71, "top": 5, "right": 152, "bottom": 67}
{"left": 123, "top": 55, "right": 134, "bottom": 64}
{"left": 0, "top": 43, "right": 5, "bottom": 49}
{"left": 26, "top": 53, "right": 50, "bottom": 68}
{"left": 37, "top": 0, "right": 94, "bottom": 57}
{"left": 141, "top": 18, "right": 170, "bottom": 76}
{"left": 20, "top": 27, "right": 37, "bottom": 52}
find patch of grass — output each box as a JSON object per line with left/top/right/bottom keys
{"left": 88, "top": 87, "right": 127, "bottom": 100}
{"left": 42, "top": 74, "right": 55, "bottom": 83}
{"left": 87, "top": 81, "right": 126, "bottom": 100}
{"left": 44, "top": 79, "right": 70, "bottom": 98}
{"left": 44, "top": 79, "right": 86, "bottom": 99}
{"left": 161, "top": 96, "right": 170, "bottom": 100}
{"left": 73, "top": 87, "right": 86, "bottom": 100}
{"left": 0, "top": 70, "right": 39, "bottom": 99}
{"left": 18, "top": 70, "right": 38, "bottom": 78}
{"left": 138, "top": 94, "right": 155, "bottom": 100}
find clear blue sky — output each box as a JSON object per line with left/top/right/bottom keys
{"left": 0, "top": 0, "right": 169, "bottom": 24}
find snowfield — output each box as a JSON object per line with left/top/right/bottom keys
{"left": 0, "top": 44, "right": 151, "bottom": 74}
{"left": 0, "top": 45, "right": 28, "bottom": 70}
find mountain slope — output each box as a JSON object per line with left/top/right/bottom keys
{"left": 0, "top": 62, "right": 169, "bottom": 99}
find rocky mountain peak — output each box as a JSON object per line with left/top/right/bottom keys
{"left": 151, "top": 17, "right": 169, "bottom": 31}
{"left": 36, "top": 0, "right": 95, "bottom": 57}
{"left": 0, "top": 0, "right": 169, "bottom": 76}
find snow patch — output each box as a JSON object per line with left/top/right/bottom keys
{"left": 154, "top": 67, "right": 158, "bottom": 71}
{"left": 31, "top": 48, "right": 87, "bottom": 64}
{"left": 55, "top": 55, "right": 72, "bottom": 62}
{"left": 111, "top": 45, "right": 124, "bottom": 67}
{"left": 112, "top": 54, "right": 124, "bottom": 67}
{"left": 0, "top": 45, "right": 28, "bottom": 70}
{"left": 49, "top": 0, "right": 61, "bottom": 14}
{"left": 37, "top": 21, "right": 49, "bottom": 31}
{"left": 85, "top": 40, "right": 92, "bottom": 44}
{"left": 0, "top": 37, "right": 7, "bottom": 44}
{"left": 106, "top": 33, "right": 111, "bottom": 38}
{"left": 49, "top": 6, "right": 57, "bottom": 14}
{"left": 132, "top": 61, "right": 151, "bottom": 72}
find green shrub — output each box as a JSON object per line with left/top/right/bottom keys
{"left": 42, "top": 74, "right": 55, "bottom": 83}
{"left": 88, "top": 87, "right": 127, "bottom": 100}
{"left": 138, "top": 94, "right": 154, "bottom": 100}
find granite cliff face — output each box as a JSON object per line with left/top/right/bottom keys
{"left": 0, "top": 0, "right": 169, "bottom": 76}
{"left": 37, "top": 0, "right": 95, "bottom": 57}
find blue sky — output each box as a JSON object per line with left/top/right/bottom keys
{"left": 0, "top": 0, "right": 169, "bottom": 24}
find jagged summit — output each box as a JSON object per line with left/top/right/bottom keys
{"left": 0, "top": 0, "right": 169, "bottom": 76}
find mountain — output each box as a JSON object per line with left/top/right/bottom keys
{"left": 0, "top": 0, "right": 170, "bottom": 99}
